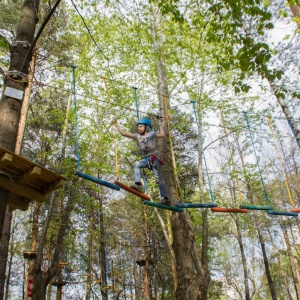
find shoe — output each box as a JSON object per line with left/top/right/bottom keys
{"left": 130, "top": 183, "right": 143, "bottom": 193}
{"left": 159, "top": 197, "right": 170, "bottom": 206}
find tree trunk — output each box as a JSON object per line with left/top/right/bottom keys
{"left": 0, "top": 207, "right": 13, "bottom": 300}
{"left": 32, "top": 190, "right": 74, "bottom": 300}
{"left": 0, "top": 44, "right": 37, "bottom": 299}
{"left": 86, "top": 201, "right": 94, "bottom": 300}
{"left": 254, "top": 215, "right": 277, "bottom": 300}
{"left": 290, "top": 4, "right": 300, "bottom": 30}
{"left": 0, "top": 0, "right": 40, "bottom": 237}
{"left": 98, "top": 192, "right": 108, "bottom": 300}
{"left": 150, "top": 6, "right": 207, "bottom": 299}
{"left": 238, "top": 138, "right": 277, "bottom": 299}
{"left": 266, "top": 77, "right": 300, "bottom": 148}
{"left": 235, "top": 218, "right": 250, "bottom": 300}
{"left": 280, "top": 221, "right": 300, "bottom": 298}
{"left": 142, "top": 210, "right": 150, "bottom": 299}
{"left": 266, "top": 226, "right": 294, "bottom": 300}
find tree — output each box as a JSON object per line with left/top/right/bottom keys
{"left": 0, "top": 0, "right": 40, "bottom": 246}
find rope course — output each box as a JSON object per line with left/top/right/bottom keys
{"left": 266, "top": 116, "right": 298, "bottom": 217}
{"left": 209, "top": 106, "right": 247, "bottom": 214}
{"left": 239, "top": 111, "right": 274, "bottom": 211}
{"left": 71, "top": 65, "right": 120, "bottom": 191}
{"left": 102, "top": 76, "right": 119, "bottom": 180}
{"left": 210, "top": 107, "right": 248, "bottom": 213}
{"left": 176, "top": 100, "right": 218, "bottom": 209}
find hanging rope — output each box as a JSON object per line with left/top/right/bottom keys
{"left": 191, "top": 101, "right": 215, "bottom": 202}
{"left": 267, "top": 116, "right": 295, "bottom": 207}
{"left": 71, "top": 65, "right": 81, "bottom": 169}
{"left": 71, "top": 68, "right": 120, "bottom": 191}
{"left": 133, "top": 87, "right": 139, "bottom": 120}
{"left": 243, "top": 111, "right": 270, "bottom": 205}
{"left": 219, "top": 107, "right": 244, "bottom": 203}
{"left": 102, "top": 77, "right": 119, "bottom": 179}
{"left": 163, "top": 94, "right": 180, "bottom": 199}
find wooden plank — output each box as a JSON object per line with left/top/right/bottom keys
{"left": 211, "top": 207, "right": 248, "bottom": 213}
{"left": 176, "top": 202, "right": 217, "bottom": 208}
{"left": 240, "top": 204, "right": 273, "bottom": 211}
{"left": 8, "top": 196, "right": 29, "bottom": 211}
{"left": 23, "top": 251, "right": 37, "bottom": 259}
{"left": 0, "top": 175, "right": 45, "bottom": 202}
{"left": 0, "top": 153, "right": 13, "bottom": 169}
{"left": 18, "top": 166, "right": 41, "bottom": 184}
{"left": 43, "top": 179, "right": 65, "bottom": 194}
{"left": 114, "top": 180, "right": 150, "bottom": 200}
{"left": 0, "top": 146, "right": 65, "bottom": 183}
{"left": 143, "top": 200, "right": 183, "bottom": 212}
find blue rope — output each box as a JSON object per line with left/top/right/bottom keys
{"left": 71, "top": 65, "right": 81, "bottom": 168}
{"left": 287, "top": 118, "right": 297, "bottom": 138}
{"left": 191, "top": 101, "right": 215, "bottom": 202}
{"left": 133, "top": 87, "right": 148, "bottom": 193}
{"left": 133, "top": 87, "right": 139, "bottom": 120}
{"left": 243, "top": 111, "right": 269, "bottom": 204}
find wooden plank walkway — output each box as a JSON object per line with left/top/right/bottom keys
{"left": 0, "top": 146, "right": 65, "bottom": 210}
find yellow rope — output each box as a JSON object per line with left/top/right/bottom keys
{"left": 267, "top": 115, "right": 294, "bottom": 207}
{"left": 163, "top": 95, "right": 180, "bottom": 199}
{"left": 219, "top": 107, "right": 244, "bottom": 203}
{"left": 102, "top": 77, "right": 119, "bottom": 179}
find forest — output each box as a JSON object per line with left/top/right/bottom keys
{"left": 0, "top": 0, "right": 300, "bottom": 299}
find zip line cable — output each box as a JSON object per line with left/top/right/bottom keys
{"left": 70, "top": 0, "right": 109, "bottom": 63}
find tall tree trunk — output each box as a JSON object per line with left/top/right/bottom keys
{"left": 266, "top": 226, "right": 294, "bottom": 300}
{"left": 197, "top": 77, "right": 211, "bottom": 300}
{"left": 234, "top": 218, "right": 250, "bottom": 300}
{"left": 280, "top": 221, "right": 300, "bottom": 298}
{"left": 290, "top": 4, "right": 300, "bottom": 30}
{"left": 32, "top": 190, "right": 74, "bottom": 300}
{"left": 98, "top": 192, "right": 108, "bottom": 300}
{"left": 0, "top": 0, "right": 40, "bottom": 237}
{"left": 0, "top": 46, "right": 37, "bottom": 299}
{"left": 266, "top": 77, "right": 300, "bottom": 148}
{"left": 0, "top": 207, "right": 13, "bottom": 300}
{"left": 254, "top": 215, "right": 277, "bottom": 299}
{"left": 86, "top": 200, "right": 94, "bottom": 300}
{"left": 142, "top": 210, "right": 150, "bottom": 299}
{"left": 237, "top": 139, "right": 277, "bottom": 299}
{"left": 150, "top": 6, "right": 207, "bottom": 299}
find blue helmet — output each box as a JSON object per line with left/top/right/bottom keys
{"left": 137, "top": 118, "right": 152, "bottom": 128}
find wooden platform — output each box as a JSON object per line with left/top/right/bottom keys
{"left": 0, "top": 146, "right": 65, "bottom": 210}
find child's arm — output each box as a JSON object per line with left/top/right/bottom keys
{"left": 114, "top": 119, "right": 134, "bottom": 139}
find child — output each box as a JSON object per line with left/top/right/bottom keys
{"left": 114, "top": 117, "right": 170, "bottom": 205}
